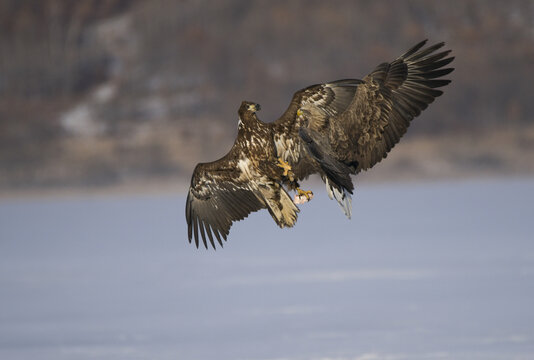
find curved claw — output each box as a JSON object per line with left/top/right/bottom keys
{"left": 277, "top": 158, "right": 295, "bottom": 181}
{"left": 294, "top": 188, "right": 314, "bottom": 204}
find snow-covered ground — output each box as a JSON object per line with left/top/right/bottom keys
{"left": 1, "top": 178, "right": 533, "bottom": 360}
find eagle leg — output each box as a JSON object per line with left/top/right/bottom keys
{"left": 294, "top": 188, "right": 314, "bottom": 204}
{"left": 277, "top": 158, "right": 295, "bottom": 181}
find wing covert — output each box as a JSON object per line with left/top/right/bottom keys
{"left": 276, "top": 79, "right": 362, "bottom": 130}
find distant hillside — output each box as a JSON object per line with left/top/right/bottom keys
{"left": 1, "top": 0, "right": 533, "bottom": 190}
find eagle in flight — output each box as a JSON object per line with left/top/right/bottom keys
{"left": 186, "top": 40, "right": 454, "bottom": 249}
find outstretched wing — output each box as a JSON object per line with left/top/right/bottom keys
{"left": 337, "top": 39, "right": 454, "bottom": 173}
{"left": 274, "top": 40, "right": 454, "bottom": 218}
{"left": 186, "top": 161, "right": 265, "bottom": 249}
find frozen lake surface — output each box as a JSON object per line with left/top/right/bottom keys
{"left": 1, "top": 178, "right": 534, "bottom": 360}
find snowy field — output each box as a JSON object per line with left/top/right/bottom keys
{"left": 1, "top": 178, "right": 533, "bottom": 360}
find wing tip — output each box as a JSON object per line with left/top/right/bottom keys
{"left": 406, "top": 40, "right": 453, "bottom": 65}
{"left": 401, "top": 39, "right": 428, "bottom": 58}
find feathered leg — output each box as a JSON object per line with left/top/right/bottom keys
{"left": 277, "top": 158, "right": 314, "bottom": 204}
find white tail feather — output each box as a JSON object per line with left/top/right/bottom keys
{"left": 325, "top": 178, "right": 352, "bottom": 219}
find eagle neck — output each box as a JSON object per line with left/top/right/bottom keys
{"left": 239, "top": 114, "right": 265, "bottom": 132}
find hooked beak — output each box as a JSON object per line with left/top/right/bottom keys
{"left": 248, "top": 103, "right": 261, "bottom": 112}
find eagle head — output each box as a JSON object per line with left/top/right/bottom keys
{"left": 240, "top": 101, "right": 261, "bottom": 114}
{"left": 238, "top": 101, "right": 261, "bottom": 126}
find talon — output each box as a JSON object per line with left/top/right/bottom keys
{"left": 294, "top": 188, "right": 314, "bottom": 204}
{"left": 277, "top": 158, "right": 291, "bottom": 175}
{"left": 277, "top": 158, "right": 294, "bottom": 181}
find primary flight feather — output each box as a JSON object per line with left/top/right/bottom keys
{"left": 186, "top": 40, "right": 454, "bottom": 249}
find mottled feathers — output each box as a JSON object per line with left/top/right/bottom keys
{"left": 186, "top": 40, "right": 454, "bottom": 248}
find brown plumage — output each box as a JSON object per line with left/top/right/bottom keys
{"left": 186, "top": 40, "right": 454, "bottom": 249}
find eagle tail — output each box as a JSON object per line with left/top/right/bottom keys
{"left": 325, "top": 177, "right": 352, "bottom": 219}
{"left": 258, "top": 183, "right": 299, "bottom": 228}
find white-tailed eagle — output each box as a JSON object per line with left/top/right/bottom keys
{"left": 186, "top": 40, "right": 454, "bottom": 249}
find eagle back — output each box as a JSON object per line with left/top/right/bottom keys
{"left": 237, "top": 118, "right": 275, "bottom": 162}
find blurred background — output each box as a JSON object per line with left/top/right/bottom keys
{"left": 1, "top": 0, "right": 533, "bottom": 192}
{"left": 1, "top": 1, "right": 534, "bottom": 360}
